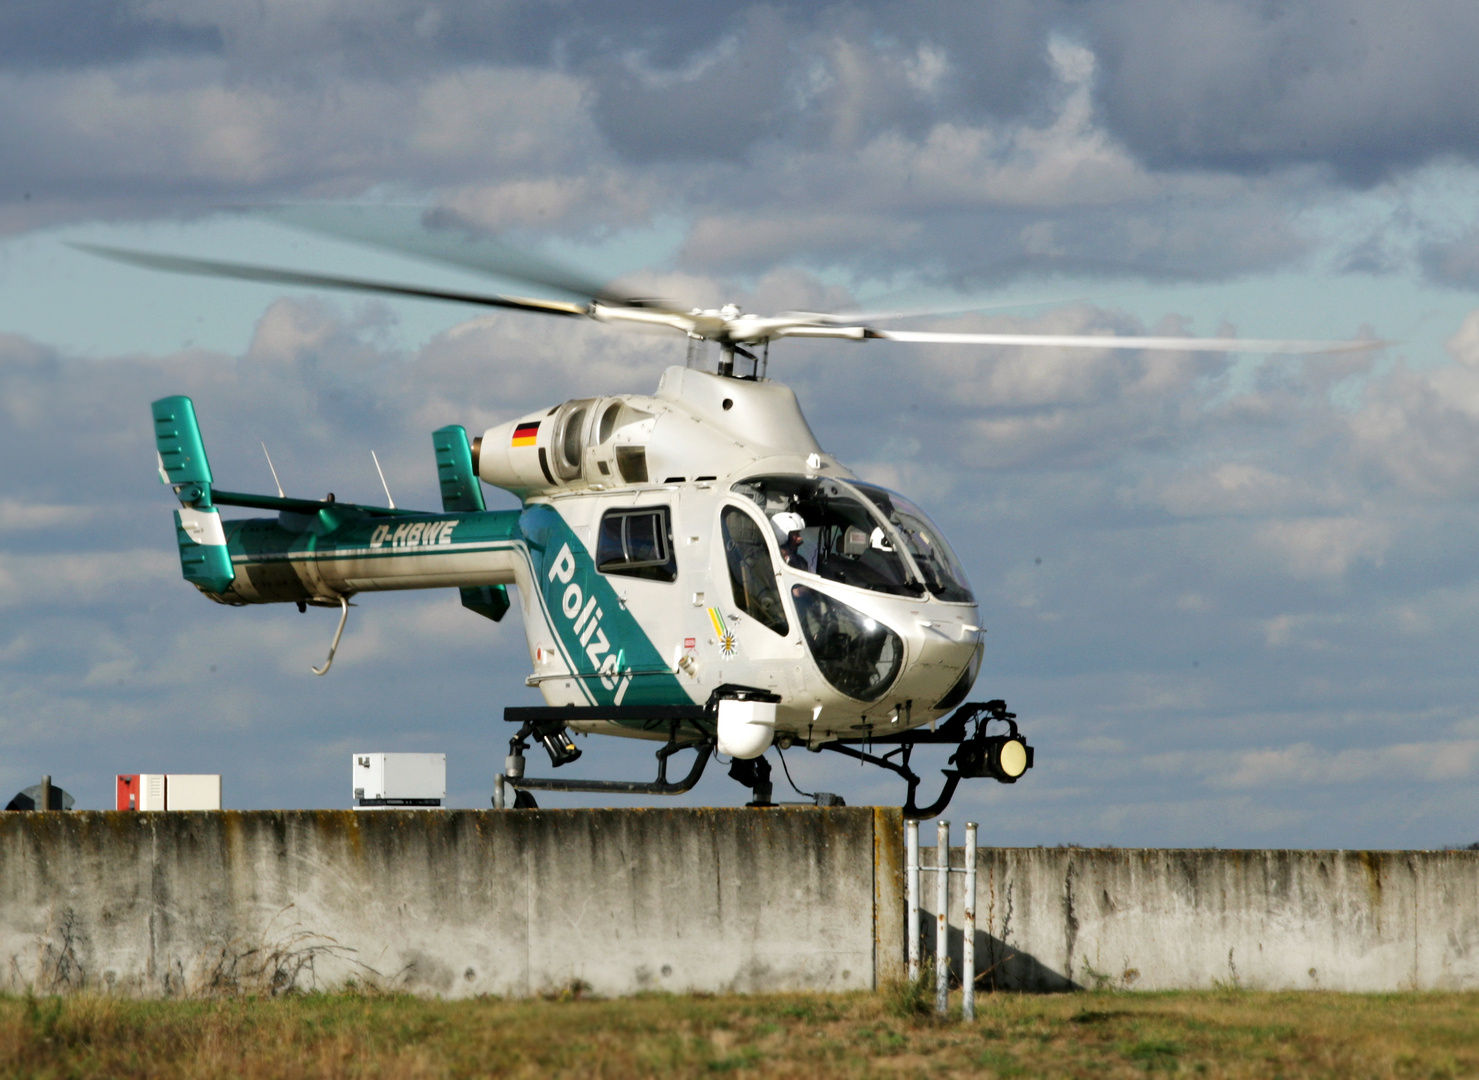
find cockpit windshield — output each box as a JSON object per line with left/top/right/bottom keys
{"left": 730, "top": 476, "right": 923, "bottom": 598}
{"left": 852, "top": 483, "right": 974, "bottom": 603}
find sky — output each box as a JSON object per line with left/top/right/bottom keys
{"left": 3, "top": 1, "right": 1479, "bottom": 847}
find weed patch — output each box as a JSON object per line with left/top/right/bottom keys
{"left": 0, "top": 988, "right": 1476, "bottom": 1078}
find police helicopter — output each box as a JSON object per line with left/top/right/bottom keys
{"left": 82, "top": 223, "right": 1379, "bottom": 817}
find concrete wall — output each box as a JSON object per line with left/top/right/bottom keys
{"left": 0, "top": 808, "right": 903, "bottom": 998}
{"left": 9, "top": 810, "right": 1477, "bottom": 998}
{"left": 919, "top": 846, "right": 1479, "bottom": 992}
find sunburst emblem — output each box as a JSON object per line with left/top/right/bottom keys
{"left": 708, "top": 607, "right": 736, "bottom": 657}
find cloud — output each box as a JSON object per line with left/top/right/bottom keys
{"left": 1253, "top": 516, "right": 1393, "bottom": 580}
{"left": 0, "top": 550, "right": 177, "bottom": 608}
{"left": 1151, "top": 464, "right": 1317, "bottom": 519}
{"left": 1341, "top": 311, "right": 1479, "bottom": 498}
{"left": 1083, "top": 0, "right": 1479, "bottom": 183}
{"left": 1218, "top": 739, "right": 1479, "bottom": 788}
{"left": 0, "top": 61, "right": 597, "bottom": 199}
{"left": 0, "top": 499, "right": 94, "bottom": 533}
{"left": 0, "top": 3, "right": 1433, "bottom": 282}
{"left": 1419, "top": 227, "right": 1479, "bottom": 288}
{"left": 0, "top": 1, "right": 220, "bottom": 69}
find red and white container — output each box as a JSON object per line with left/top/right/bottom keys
{"left": 116, "top": 774, "right": 221, "bottom": 810}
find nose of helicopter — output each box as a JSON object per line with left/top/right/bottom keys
{"left": 781, "top": 577, "right": 982, "bottom": 727}
{"left": 893, "top": 605, "right": 983, "bottom": 710}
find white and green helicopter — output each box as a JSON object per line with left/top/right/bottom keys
{"left": 90, "top": 228, "right": 1377, "bottom": 816}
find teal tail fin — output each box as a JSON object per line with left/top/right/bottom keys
{"left": 433, "top": 424, "right": 507, "bottom": 622}
{"left": 152, "top": 396, "right": 235, "bottom": 595}
{"left": 153, "top": 395, "right": 215, "bottom": 508}
{"left": 432, "top": 425, "right": 486, "bottom": 513}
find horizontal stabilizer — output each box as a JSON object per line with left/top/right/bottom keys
{"left": 460, "top": 585, "right": 509, "bottom": 622}
{"left": 174, "top": 507, "right": 234, "bottom": 593}
{"left": 433, "top": 425, "right": 486, "bottom": 513}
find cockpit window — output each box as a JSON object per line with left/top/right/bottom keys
{"left": 720, "top": 506, "right": 789, "bottom": 636}
{"left": 730, "top": 476, "right": 923, "bottom": 598}
{"left": 853, "top": 483, "right": 974, "bottom": 603}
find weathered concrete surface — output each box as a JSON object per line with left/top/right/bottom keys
{"left": 920, "top": 847, "right": 1479, "bottom": 992}
{"left": 0, "top": 807, "right": 903, "bottom": 998}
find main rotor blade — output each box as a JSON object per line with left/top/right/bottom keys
{"left": 74, "top": 239, "right": 1390, "bottom": 359}
{"left": 71, "top": 244, "right": 589, "bottom": 318}
{"left": 259, "top": 204, "right": 687, "bottom": 314}
{"left": 868, "top": 329, "right": 1390, "bottom": 354}
{"left": 784, "top": 294, "right": 1089, "bottom": 326}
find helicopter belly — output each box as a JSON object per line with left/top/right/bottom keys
{"left": 325, "top": 549, "right": 518, "bottom": 592}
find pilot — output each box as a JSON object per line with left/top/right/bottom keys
{"left": 771, "top": 511, "right": 809, "bottom": 570}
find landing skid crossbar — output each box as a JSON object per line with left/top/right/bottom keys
{"left": 506, "top": 737, "right": 714, "bottom": 797}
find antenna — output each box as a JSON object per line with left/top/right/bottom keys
{"left": 371, "top": 450, "right": 396, "bottom": 509}
{"left": 261, "top": 442, "right": 285, "bottom": 498}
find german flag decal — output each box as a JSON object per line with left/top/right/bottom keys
{"left": 511, "top": 421, "right": 540, "bottom": 447}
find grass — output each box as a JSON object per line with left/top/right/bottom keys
{"left": 2, "top": 988, "right": 1478, "bottom": 1078}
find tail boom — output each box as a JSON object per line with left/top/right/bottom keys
{"left": 208, "top": 509, "right": 529, "bottom": 605}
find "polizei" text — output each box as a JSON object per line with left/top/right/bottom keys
{"left": 547, "top": 542, "right": 631, "bottom": 702}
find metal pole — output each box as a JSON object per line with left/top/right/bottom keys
{"left": 493, "top": 774, "right": 505, "bottom": 810}
{"left": 963, "top": 822, "right": 977, "bottom": 1020}
{"left": 905, "top": 819, "right": 920, "bottom": 981}
{"left": 935, "top": 819, "right": 949, "bottom": 1016}
{"left": 40, "top": 775, "right": 52, "bottom": 812}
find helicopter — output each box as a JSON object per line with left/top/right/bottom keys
{"left": 87, "top": 222, "right": 1381, "bottom": 817}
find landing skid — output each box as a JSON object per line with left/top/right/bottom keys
{"left": 497, "top": 734, "right": 714, "bottom": 804}
{"left": 492, "top": 698, "right": 1031, "bottom": 819}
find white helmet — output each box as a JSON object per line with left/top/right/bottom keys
{"left": 771, "top": 511, "right": 806, "bottom": 540}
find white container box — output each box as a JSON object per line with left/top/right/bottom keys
{"left": 131, "top": 774, "right": 221, "bottom": 811}
{"left": 165, "top": 774, "right": 221, "bottom": 810}
{"left": 352, "top": 753, "right": 445, "bottom": 808}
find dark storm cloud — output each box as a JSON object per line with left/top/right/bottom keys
{"left": 584, "top": 6, "right": 800, "bottom": 164}
{"left": 582, "top": 2, "right": 1059, "bottom": 164}
{"left": 561, "top": 0, "right": 1479, "bottom": 181}
{"left": 1418, "top": 228, "right": 1479, "bottom": 290}
{"left": 1079, "top": 0, "right": 1479, "bottom": 184}
{"left": 8, "top": 1, "right": 1479, "bottom": 210}
{"left": 0, "top": 1, "right": 220, "bottom": 69}
{"left": 8, "top": 0, "right": 1478, "bottom": 283}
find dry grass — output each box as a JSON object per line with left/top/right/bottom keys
{"left": 2, "top": 987, "right": 1477, "bottom": 1078}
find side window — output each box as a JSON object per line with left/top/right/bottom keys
{"left": 720, "top": 505, "right": 789, "bottom": 637}
{"left": 596, "top": 506, "right": 677, "bottom": 582}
